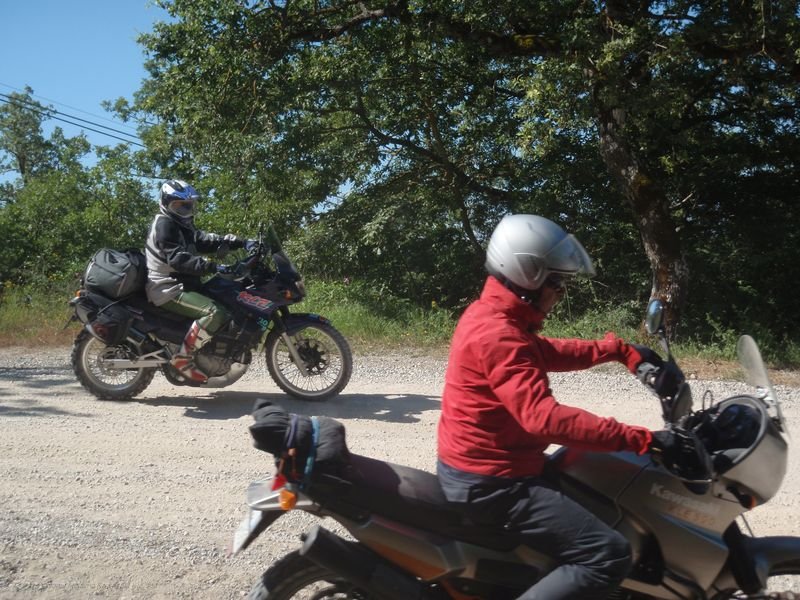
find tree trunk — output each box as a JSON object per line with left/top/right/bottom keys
{"left": 596, "top": 107, "right": 689, "bottom": 336}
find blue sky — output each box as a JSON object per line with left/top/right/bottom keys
{"left": 1, "top": 1, "right": 169, "bottom": 149}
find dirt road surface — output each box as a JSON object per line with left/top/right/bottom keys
{"left": 2, "top": 346, "right": 799, "bottom": 599}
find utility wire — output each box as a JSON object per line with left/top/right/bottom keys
{"left": 0, "top": 95, "right": 145, "bottom": 148}
{"left": 0, "top": 81, "right": 146, "bottom": 132}
{"left": 0, "top": 93, "right": 141, "bottom": 141}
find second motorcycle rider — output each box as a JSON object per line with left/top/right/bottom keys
{"left": 145, "top": 179, "right": 254, "bottom": 383}
{"left": 437, "top": 214, "right": 677, "bottom": 600}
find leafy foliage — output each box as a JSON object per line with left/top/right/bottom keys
{"left": 119, "top": 0, "right": 799, "bottom": 341}
{"left": 0, "top": 89, "right": 154, "bottom": 285}
{"left": 2, "top": 3, "right": 800, "bottom": 350}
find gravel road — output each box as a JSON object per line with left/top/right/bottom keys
{"left": 2, "top": 345, "right": 800, "bottom": 599}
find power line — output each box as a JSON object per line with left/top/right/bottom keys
{"left": 0, "top": 93, "right": 142, "bottom": 142}
{"left": 0, "top": 81, "right": 146, "bottom": 132}
{"left": 0, "top": 95, "right": 145, "bottom": 148}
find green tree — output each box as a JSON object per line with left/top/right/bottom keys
{"left": 0, "top": 87, "right": 57, "bottom": 188}
{"left": 126, "top": 0, "right": 799, "bottom": 337}
{"left": 0, "top": 88, "right": 154, "bottom": 284}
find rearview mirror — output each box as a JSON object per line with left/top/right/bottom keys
{"left": 645, "top": 300, "right": 665, "bottom": 335}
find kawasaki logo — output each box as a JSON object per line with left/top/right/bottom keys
{"left": 650, "top": 484, "right": 719, "bottom": 516}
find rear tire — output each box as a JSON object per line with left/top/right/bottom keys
{"left": 71, "top": 330, "right": 155, "bottom": 401}
{"left": 248, "top": 551, "right": 370, "bottom": 599}
{"left": 265, "top": 322, "right": 352, "bottom": 401}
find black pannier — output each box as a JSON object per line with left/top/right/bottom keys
{"left": 83, "top": 248, "right": 146, "bottom": 299}
{"left": 250, "top": 400, "right": 351, "bottom": 481}
{"left": 72, "top": 290, "right": 134, "bottom": 346}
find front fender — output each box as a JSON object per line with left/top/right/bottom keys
{"left": 281, "top": 313, "right": 331, "bottom": 336}
{"left": 714, "top": 534, "right": 800, "bottom": 594}
{"left": 746, "top": 535, "right": 800, "bottom": 584}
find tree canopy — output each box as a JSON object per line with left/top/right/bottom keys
{"left": 2, "top": 2, "right": 799, "bottom": 347}
{"left": 0, "top": 89, "right": 154, "bottom": 285}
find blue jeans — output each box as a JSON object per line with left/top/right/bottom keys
{"left": 437, "top": 460, "right": 632, "bottom": 600}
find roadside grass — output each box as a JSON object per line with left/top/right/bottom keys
{"left": 1, "top": 278, "right": 799, "bottom": 384}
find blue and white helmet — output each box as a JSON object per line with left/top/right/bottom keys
{"left": 485, "top": 214, "right": 596, "bottom": 291}
{"left": 160, "top": 179, "right": 199, "bottom": 225}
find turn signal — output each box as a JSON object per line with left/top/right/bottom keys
{"left": 279, "top": 489, "right": 297, "bottom": 510}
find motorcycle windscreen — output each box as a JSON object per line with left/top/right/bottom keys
{"left": 737, "top": 335, "right": 788, "bottom": 435}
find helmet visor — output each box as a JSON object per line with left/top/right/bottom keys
{"left": 542, "top": 234, "right": 596, "bottom": 277}
{"left": 169, "top": 199, "right": 196, "bottom": 218}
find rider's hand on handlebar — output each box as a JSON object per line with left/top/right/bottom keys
{"left": 217, "top": 264, "right": 234, "bottom": 275}
{"left": 649, "top": 429, "right": 679, "bottom": 466}
{"left": 637, "top": 361, "right": 684, "bottom": 399}
{"left": 649, "top": 427, "right": 712, "bottom": 490}
{"left": 621, "top": 342, "right": 664, "bottom": 374}
{"left": 630, "top": 343, "right": 664, "bottom": 369}
{"left": 244, "top": 239, "right": 259, "bottom": 253}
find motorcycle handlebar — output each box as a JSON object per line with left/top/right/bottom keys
{"left": 636, "top": 361, "right": 686, "bottom": 399}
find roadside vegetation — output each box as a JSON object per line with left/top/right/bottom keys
{"left": 2, "top": 277, "right": 798, "bottom": 385}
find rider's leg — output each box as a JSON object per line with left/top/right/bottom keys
{"left": 161, "top": 291, "right": 231, "bottom": 382}
{"left": 499, "top": 483, "right": 631, "bottom": 599}
{"left": 437, "top": 462, "right": 631, "bottom": 600}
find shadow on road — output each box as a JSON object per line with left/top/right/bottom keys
{"left": 0, "top": 397, "right": 92, "bottom": 418}
{"left": 0, "top": 367, "right": 75, "bottom": 390}
{"left": 136, "top": 390, "right": 441, "bottom": 423}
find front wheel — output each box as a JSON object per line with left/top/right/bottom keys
{"left": 248, "top": 552, "right": 371, "bottom": 600}
{"left": 71, "top": 330, "right": 155, "bottom": 401}
{"left": 265, "top": 321, "right": 352, "bottom": 401}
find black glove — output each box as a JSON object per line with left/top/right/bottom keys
{"left": 630, "top": 343, "right": 664, "bottom": 369}
{"left": 649, "top": 429, "right": 680, "bottom": 467}
{"left": 650, "top": 428, "right": 711, "bottom": 487}
{"left": 637, "top": 359, "right": 684, "bottom": 399}
{"left": 653, "top": 361, "right": 684, "bottom": 398}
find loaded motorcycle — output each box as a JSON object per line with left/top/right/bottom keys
{"left": 68, "top": 225, "right": 352, "bottom": 401}
{"left": 231, "top": 299, "right": 799, "bottom": 599}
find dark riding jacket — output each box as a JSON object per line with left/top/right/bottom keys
{"left": 144, "top": 211, "right": 240, "bottom": 306}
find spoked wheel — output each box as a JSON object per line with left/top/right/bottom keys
{"left": 248, "top": 552, "right": 371, "bottom": 600}
{"left": 265, "top": 322, "right": 352, "bottom": 401}
{"left": 71, "top": 330, "right": 155, "bottom": 401}
{"left": 716, "top": 568, "right": 800, "bottom": 599}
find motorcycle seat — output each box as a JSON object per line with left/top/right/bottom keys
{"left": 124, "top": 294, "right": 188, "bottom": 322}
{"left": 315, "top": 453, "right": 520, "bottom": 551}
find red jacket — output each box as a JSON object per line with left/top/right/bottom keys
{"left": 437, "top": 276, "right": 652, "bottom": 478}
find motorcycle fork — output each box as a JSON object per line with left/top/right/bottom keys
{"left": 269, "top": 309, "right": 311, "bottom": 377}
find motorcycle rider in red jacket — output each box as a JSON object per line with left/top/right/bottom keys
{"left": 437, "top": 214, "right": 665, "bottom": 600}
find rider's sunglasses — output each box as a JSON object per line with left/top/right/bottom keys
{"left": 543, "top": 274, "right": 567, "bottom": 291}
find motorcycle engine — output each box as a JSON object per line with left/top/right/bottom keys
{"left": 195, "top": 334, "right": 253, "bottom": 377}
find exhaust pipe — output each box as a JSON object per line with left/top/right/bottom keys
{"left": 300, "top": 525, "right": 440, "bottom": 600}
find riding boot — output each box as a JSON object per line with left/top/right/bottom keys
{"left": 171, "top": 321, "right": 212, "bottom": 383}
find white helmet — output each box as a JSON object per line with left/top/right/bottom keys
{"left": 160, "top": 179, "right": 199, "bottom": 225}
{"left": 485, "top": 214, "right": 596, "bottom": 291}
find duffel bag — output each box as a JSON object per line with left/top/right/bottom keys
{"left": 83, "top": 248, "right": 146, "bottom": 299}
{"left": 249, "top": 400, "right": 351, "bottom": 481}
